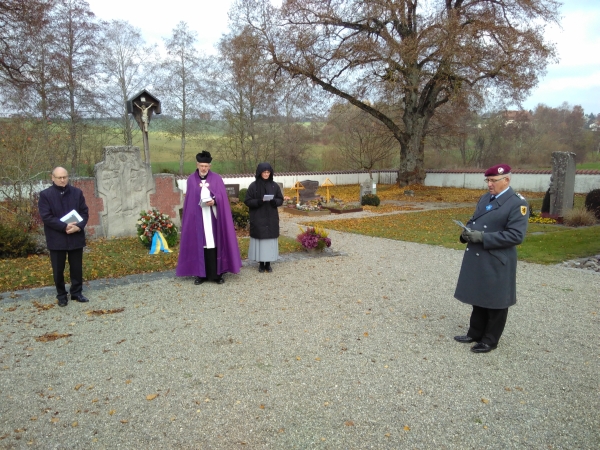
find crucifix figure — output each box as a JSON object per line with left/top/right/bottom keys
{"left": 134, "top": 102, "right": 154, "bottom": 132}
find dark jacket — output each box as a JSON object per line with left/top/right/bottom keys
{"left": 244, "top": 163, "right": 283, "bottom": 239}
{"left": 38, "top": 183, "right": 89, "bottom": 251}
{"left": 454, "top": 187, "right": 529, "bottom": 309}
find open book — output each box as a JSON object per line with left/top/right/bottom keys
{"left": 60, "top": 209, "right": 83, "bottom": 224}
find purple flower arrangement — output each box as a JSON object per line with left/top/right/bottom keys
{"left": 296, "top": 226, "right": 331, "bottom": 251}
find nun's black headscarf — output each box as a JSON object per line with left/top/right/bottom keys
{"left": 255, "top": 162, "right": 274, "bottom": 181}
{"left": 254, "top": 162, "right": 275, "bottom": 198}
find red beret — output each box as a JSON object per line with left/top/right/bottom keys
{"left": 484, "top": 164, "right": 511, "bottom": 177}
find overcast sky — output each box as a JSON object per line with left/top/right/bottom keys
{"left": 86, "top": 0, "right": 600, "bottom": 115}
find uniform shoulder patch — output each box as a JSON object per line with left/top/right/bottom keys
{"left": 516, "top": 192, "right": 526, "bottom": 201}
{"left": 521, "top": 205, "right": 527, "bottom": 216}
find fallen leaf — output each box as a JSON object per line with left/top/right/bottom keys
{"left": 403, "top": 425, "right": 410, "bottom": 431}
{"left": 32, "top": 301, "right": 54, "bottom": 311}
{"left": 74, "top": 384, "right": 84, "bottom": 391}
{"left": 363, "top": 332, "right": 369, "bottom": 337}
{"left": 146, "top": 394, "right": 158, "bottom": 401}
{"left": 92, "top": 398, "right": 98, "bottom": 403}
{"left": 125, "top": 380, "right": 131, "bottom": 384}
{"left": 50, "top": 418, "right": 59, "bottom": 423}
{"left": 109, "top": 410, "right": 116, "bottom": 415}
{"left": 259, "top": 404, "right": 265, "bottom": 409}
{"left": 86, "top": 308, "right": 125, "bottom": 316}
{"left": 344, "top": 421, "right": 355, "bottom": 426}
{"left": 71, "top": 421, "right": 78, "bottom": 427}
{"left": 36, "top": 332, "right": 72, "bottom": 342}
{"left": 481, "top": 398, "right": 490, "bottom": 404}
{"left": 120, "top": 419, "right": 128, "bottom": 424}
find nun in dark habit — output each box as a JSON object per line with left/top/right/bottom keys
{"left": 244, "top": 162, "right": 284, "bottom": 272}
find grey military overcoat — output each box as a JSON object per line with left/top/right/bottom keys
{"left": 454, "top": 187, "right": 529, "bottom": 309}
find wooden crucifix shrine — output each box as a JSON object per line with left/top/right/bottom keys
{"left": 126, "top": 89, "right": 161, "bottom": 165}
{"left": 292, "top": 181, "right": 305, "bottom": 205}
{"left": 322, "top": 178, "right": 334, "bottom": 203}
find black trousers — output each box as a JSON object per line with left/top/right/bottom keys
{"left": 50, "top": 248, "right": 83, "bottom": 301}
{"left": 203, "top": 248, "right": 221, "bottom": 280}
{"left": 467, "top": 305, "right": 509, "bottom": 346}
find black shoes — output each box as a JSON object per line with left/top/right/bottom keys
{"left": 454, "top": 335, "right": 476, "bottom": 344}
{"left": 58, "top": 299, "right": 68, "bottom": 307}
{"left": 259, "top": 262, "right": 272, "bottom": 273}
{"left": 215, "top": 277, "right": 225, "bottom": 284}
{"left": 266, "top": 266, "right": 273, "bottom": 273}
{"left": 258, "top": 266, "right": 265, "bottom": 273}
{"left": 71, "top": 295, "right": 89, "bottom": 303}
{"left": 194, "top": 277, "right": 206, "bottom": 285}
{"left": 470, "top": 342, "right": 497, "bottom": 353}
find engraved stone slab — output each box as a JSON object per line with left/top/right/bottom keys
{"left": 299, "top": 180, "right": 320, "bottom": 202}
{"left": 360, "top": 179, "right": 377, "bottom": 201}
{"left": 225, "top": 184, "right": 240, "bottom": 198}
{"left": 94, "top": 146, "right": 155, "bottom": 238}
{"left": 549, "top": 152, "right": 576, "bottom": 218}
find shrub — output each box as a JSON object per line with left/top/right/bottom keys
{"left": 0, "top": 223, "right": 38, "bottom": 258}
{"left": 238, "top": 188, "right": 248, "bottom": 203}
{"left": 584, "top": 189, "right": 600, "bottom": 220}
{"left": 230, "top": 202, "right": 249, "bottom": 229}
{"left": 563, "top": 207, "right": 597, "bottom": 227}
{"left": 361, "top": 193, "right": 380, "bottom": 207}
{"left": 541, "top": 188, "right": 550, "bottom": 214}
{"left": 296, "top": 225, "right": 331, "bottom": 251}
{"left": 136, "top": 209, "right": 178, "bottom": 248}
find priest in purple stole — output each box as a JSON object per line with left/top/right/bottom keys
{"left": 176, "top": 151, "right": 241, "bottom": 284}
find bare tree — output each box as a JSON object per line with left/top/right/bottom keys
{"left": 233, "top": 0, "right": 559, "bottom": 185}
{"left": 326, "top": 102, "right": 396, "bottom": 177}
{"left": 97, "top": 20, "right": 157, "bottom": 146}
{"left": 156, "top": 22, "right": 204, "bottom": 175}
{"left": 0, "top": 0, "right": 52, "bottom": 86}
{"left": 52, "top": 0, "right": 99, "bottom": 175}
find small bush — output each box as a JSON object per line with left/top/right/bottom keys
{"left": 563, "top": 207, "right": 597, "bottom": 227}
{"left": 361, "top": 194, "right": 380, "bottom": 207}
{"left": 584, "top": 188, "right": 600, "bottom": 220}
{"left": 238, "top": 188, "right": 248, "bottom": 203}
{"left": 231, "top": 202, "right": 249, "bottom": 229}
{"left": 0, "top": 223, "right": 38, "bottom": 258}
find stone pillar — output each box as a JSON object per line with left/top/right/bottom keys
{"left": 94, "top": 146, "right": 155, "bottom": 238}
{"left": 549, "top": 152, "right": 576, "bottom": 218}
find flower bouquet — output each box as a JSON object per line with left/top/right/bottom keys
{"left": 136, "top": 209, "right": 178, "bottom": 248}
{"left": 296, "top": 225, "right": 331, "bottom": 251}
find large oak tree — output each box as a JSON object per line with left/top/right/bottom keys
{"left": 234, "top": 0, "right": 560, "bottom": 185}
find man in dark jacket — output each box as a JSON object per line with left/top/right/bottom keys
{"left": 454, "top": 164, "right": 529, "bottom": 353}
{"left": 38, "top": 167, "right": 90, "bottom": 306}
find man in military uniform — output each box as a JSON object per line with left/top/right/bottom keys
{"left": 454, "top": 164, "right": 529, "bottom": 353}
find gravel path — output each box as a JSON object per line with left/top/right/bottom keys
{"left": 0, "top": 212, "right": 598, "bottom": 449}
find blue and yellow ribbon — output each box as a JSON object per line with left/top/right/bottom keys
{"left": 149, "top": 231, "right": 172, "bottom": 254}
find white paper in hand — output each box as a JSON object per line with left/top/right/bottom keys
{"left": 60, "top": 209, "right": 83, "bottom": 224}
{"left": 452, "top": 219, "right": 471, "bottom": 232}
{"left": 262, "top": 194, "right": 274, "bottom": 201}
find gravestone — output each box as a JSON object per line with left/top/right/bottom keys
{"left": 549, "top": 152, "right": 576, "bottom": 218}
{"left": 225, "top": 184, "right": 240, "bottom": 198}
{"left": 360, "top": 179, "right": 377, "bottom": 201}
{"left": 95, "top": 146, "right": 155, "bottom": 238}
{"left": 276, "top": 182, "right": 284, "bottom": 195}
{"left": 299, "top": 180, "right": 320, "bottom": 202}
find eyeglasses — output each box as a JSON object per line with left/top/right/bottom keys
{"left": 53, "top": 176, "right": 68, "bottom": 180}
{"left": 484, "top": 177, "right": 507, "bottom": 184}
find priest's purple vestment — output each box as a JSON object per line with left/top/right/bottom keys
{"left": 176, "top": 170, "right": 241, "bottom": 277}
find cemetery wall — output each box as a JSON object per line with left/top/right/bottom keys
{"left": 175, "top": 169, "right": 600, "bottom": 194}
